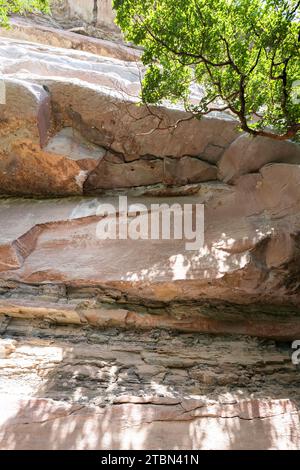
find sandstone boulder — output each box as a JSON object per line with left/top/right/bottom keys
{"left": 0, "top": 163, "right": 299, "bottom": 338}
{"left": 0, "top": 78, "right": 51, "bottom": 147}
{"left": 85, "top": 154, "right": 218, "bottom": 191}
{"left": 218, "top": 133, "right": 300, "bottom": 183}
{"left": 0, "top": 16, "right": 136, "bottom": 61}
{"left": 1, "top": 12, "right": 300, "bottom": 453}
{"left": 0, "top": 79, "right": 95, "bottom": 195}
{"left": 0, "top": 141, "right": 99, "bottom": 196}
{"left": 233, "top": 163, "right": 300, "bottom": 218}
{"left": 47, "top": 80, "right": 238, "bottom": 162}
{"left": 164, "top": 157, "right": 217, "bottom": 185}
{"left": 52, "top": 0, "right": 118, "bottom": 33}
{"left": 85, "top": 157, "right": 164, "bottom": 190}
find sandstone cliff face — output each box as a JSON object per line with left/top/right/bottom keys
{"left": 1, "top": 319, "right": 300, "bottom": 450}
{"left": 0, "top": 14, "right": 300, "bottom": 450}
{"left": 50, "top": 0, "right": 120, "bottom": 39}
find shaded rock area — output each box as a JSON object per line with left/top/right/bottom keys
{"left": 0, "top": 12, "right": 300, "bottom": 450}
{"left": 0, "top": 319, "right": 300, "bottom": 450}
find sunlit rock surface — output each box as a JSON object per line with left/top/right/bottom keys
{"left": 0, "top": 16, "right": 134, "bottom": 60}
{"left": 0, "top": 177, "right": 299, "bottom": 339}
{"left": 219, "top": 134, "right": 300, "bottom": 183}
{"left": 0, "top": 320, "right": 300, "bottom": 450}
{"left": 50, "top": 0, "right": 119, "bottom": 37}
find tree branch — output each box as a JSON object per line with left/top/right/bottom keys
{"left": 138, "top": 18, "right": 232, "bottom": 68}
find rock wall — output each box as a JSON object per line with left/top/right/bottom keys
{"left": 0, "top": 33, "right": 299, "bottom": 197}
{"left": 0, "top": 29, "right": 299, "bottom": 333}
{"left": 1, "top": 12, "right": 300, "bottom": 452}
{"left": 1, "top": 319, "right": 300, "bottom": 450}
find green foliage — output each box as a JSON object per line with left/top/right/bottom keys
{"left": 0, "top": 0, "right": 49, "bottom": 27}
{"left": 114, "top": 0, "right": 300, "bottom": 140}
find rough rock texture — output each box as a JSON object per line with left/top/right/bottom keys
{"left": 0, "top": 174, "right": 299, "bottom": 339}
{"left": 85, "top": 155, "right": 218, "bottom": 190}
{"left": 0, "top": 32, "right": 299, "bottom": 196}
{"left": 50, "top": 0, "right": 120, "bottom": 39}
{"left": 0, "top": 36, "right": 235, "bottom": 195}
{"left": 0, "top": 20, "right": 299, "bottom": 332}
{"left": 0, "top": 78, "right": 50, "bottom": 146}
{"left": 51, "top": 0, "right": 118, "bottom": 30}
{"left": 0, "top": 14, "right": 300, "bottom": 450}
{"left": 0, "top": 319, "right": 300, "bottom": 450}
{"left": 0, "top": 17, "right": 135, "bottom": 60}
{"left": 219, "top": 134, "right": 300, "bottom": 183}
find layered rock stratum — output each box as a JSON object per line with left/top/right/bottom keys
{"left": 0, "top": 13, "right": 300, "bottom": 450}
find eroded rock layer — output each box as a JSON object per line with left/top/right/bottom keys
{"left": 0, "top": 185, "right": 299, "bottom": 339}
{"left": 0, "top": 32, "right": 298, "bottom": 197}
{"left": 0, "top": 318, "right": 300, "bottom": 450}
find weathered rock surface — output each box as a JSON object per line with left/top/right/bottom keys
{"left": 0, "top": 16, "right": 134, "bottom": 60}
{"left": 85, "top": 155, "right": 218, "bottom": 190}
{"left": 0, "top": 168, "right": 299, "bottom": 339}
{"left": 0, "top": 36, "right": 236, "bottom": 195}
{"left": 0, "top": 319, "right": 300, "bottom": 450}
{"left": 219, "top": 134, "right": 300, "bottom": 183}
{"left": 0, "top": 78, "right": 50, "bottom": 147}
{"left": 51, "top": 0, "right": 119, "bottom": 36}
{"left": 0, "top": 33, "right": 299, "bottom": 196}
{"left": 0, "top": 13, "right": 300, "bottom": 451}
{"left": 0, "top": 24, "right": 299, "bottom": 335}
